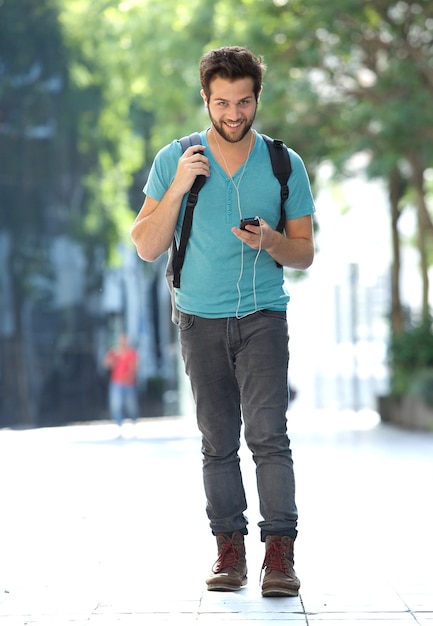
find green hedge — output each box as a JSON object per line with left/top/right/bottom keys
{"left": 389, "top": 320, "right": 433, "bottom": 403}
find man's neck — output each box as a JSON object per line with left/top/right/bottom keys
{"left": 208, "top": 127, "right": 255, "bottom": 177}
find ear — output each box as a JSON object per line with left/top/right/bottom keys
{"left": 257, "top": 86, "right": 263, "bottom": 103}
{"left": 200, "top": 89, "right": 208, "bottom": 107}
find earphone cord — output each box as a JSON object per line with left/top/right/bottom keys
{"left": 212, "top": 128, "right": 262, "bottom": 319}
{"left": 235, "top": 222, "right": 263, "bottom": 319}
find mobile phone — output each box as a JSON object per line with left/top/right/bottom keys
{"left": 240, "top": 217, "right": 260, "bottom": 230}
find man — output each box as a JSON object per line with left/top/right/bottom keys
{"left": 131, "top": 46, "right": 315, "bottom": 597}
{"left": 104, "top": 334, "right": 139, "bottom": 429}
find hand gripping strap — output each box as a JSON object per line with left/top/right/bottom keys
{"left": 171, "top": 133, "right": 206, "bottom": 288}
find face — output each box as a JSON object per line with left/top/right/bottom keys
{"left": 118, "top": 334, "right": 128, "bottom": 349}
{"left": 201, "top": 76, "right": 260, "bottom": 144}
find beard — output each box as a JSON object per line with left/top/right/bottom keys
{"left": 208, "top": 106, "right": 257, "bottom": 144}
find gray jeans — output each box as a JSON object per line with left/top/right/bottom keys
{"left": 179, "top": 310, "right": 298, "bottom": 541}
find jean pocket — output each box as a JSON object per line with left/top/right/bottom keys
{"left": 178, "top": 312, "right": 195, "bottom": 331}
{"left": 258, "top": 309, "right": 287, "bottom": 321}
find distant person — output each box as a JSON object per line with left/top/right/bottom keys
{"left": 104, "top": 334, "right": 139, "bottom": 429}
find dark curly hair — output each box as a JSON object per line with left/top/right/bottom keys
{"left": 199, "top": 46, "right": 266, "bottom": 101}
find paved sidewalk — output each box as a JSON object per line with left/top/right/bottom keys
{"left": 1, "top": 409, "right": 433, "bottom": 625}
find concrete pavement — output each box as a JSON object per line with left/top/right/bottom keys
{"left": 1, "top": 409, "right": 433, "bottom": 625}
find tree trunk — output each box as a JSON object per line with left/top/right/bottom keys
{"left": 388, "top": 168, "right": 405, "bottom": 335}
{"left": 0, "top": 244, "right": 35, "bottom": 428}
{"left": 0, "top": 335, "right": 35, "bottom": 427}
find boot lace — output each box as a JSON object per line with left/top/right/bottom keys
{"left": 212, "top": 539, "right": 240, "bottom": 573}
{"left": 261, "top": 540, "right": 288, "bottom": 575}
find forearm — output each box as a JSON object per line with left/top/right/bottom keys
{"left": 130, "top": 218, "right": 174, "bottom": 263}
{"left": 130, "top": 187, "right": 185, "bottom": 262}
{"left": 232, "top": 215, "right": 315, "bottom": 270}
{"left": 265, "top": 230, "right": 315, "bottom": 270}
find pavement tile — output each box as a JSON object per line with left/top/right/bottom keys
{"left": 200, "top": 592, "right": 303, "bottom": 613}
{"left": 301, "top": 595, "right": 408, "bottom": 614}
{"left": 94, "top": 601, "right": 200, "bottom": 614}
{"left": 197, "top": 617, "right": 308, "bottom": 624}
{"left": 307, "top": 613, "right": 417, "bottom": 626}
{"left": 88, "top": 616, "right": 199, "bottom": 625}
{"left": 398, "top": 594, "right": 433, "bottom": 611}
{"left": 414, "top": 615, "right": 433, "bottom": 625}
{"left": 0, "top": 617, "right": 93, "bottom": 625}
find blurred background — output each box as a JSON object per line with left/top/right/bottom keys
{"left": 1, "top": 0, "right": 433, "bottom": 429}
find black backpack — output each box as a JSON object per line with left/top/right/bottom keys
{"left": 166, "top": 132, "right": 292, "bottom": 323}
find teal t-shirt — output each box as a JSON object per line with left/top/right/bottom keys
{"left": 144, "top": 130, "right": 315, "bottom": 318}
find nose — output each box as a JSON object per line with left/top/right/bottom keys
{"left": 226, "top": 104, "right": 242, "bottom": 119}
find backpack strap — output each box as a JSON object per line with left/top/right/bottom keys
{"left": 179, "top": 132, "right": 202, "bottom": 154}
{"left": 261, "top": 134, "right": 292, "bottom": 233}
{"left": 171, "top": 133, "right": 206, "bottom": 288}
{"left": 261, "top": 134, "right": 292, "bottom": 268}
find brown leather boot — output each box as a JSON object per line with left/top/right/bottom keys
{"left": 261, "top": 535, "right": 300, "bottom": 597}
{"left": 206, "top": 531, "right": 248, "bottom": 591}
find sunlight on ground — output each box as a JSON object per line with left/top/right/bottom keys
{"left": 0, "top": 409, "right": 382, "bottom": 448}
{"left": 288, "top": 407, "right": 381, "bottom": 433}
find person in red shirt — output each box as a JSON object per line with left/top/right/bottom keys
{"left": 104, "top": 334, "right": 139, "bottom": 427}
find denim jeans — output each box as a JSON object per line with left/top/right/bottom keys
{"left": 108, "top": 382, "right": 139, "bottom": 426}
{"left": 179, "top": 310, "right": 297, "bottom": 541}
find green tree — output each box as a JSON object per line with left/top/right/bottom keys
{"left": 0, "top": 0, "right": 132, "bottom": 424}
{"left": 245, "top": 0, "right": 433, "bottom": 328}
{"left": 0, "top": 0, "right": 72, "bottom": 424}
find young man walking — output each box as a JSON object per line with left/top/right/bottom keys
{"left": 131, "top": 46, "right": 315, "bottom": 597}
